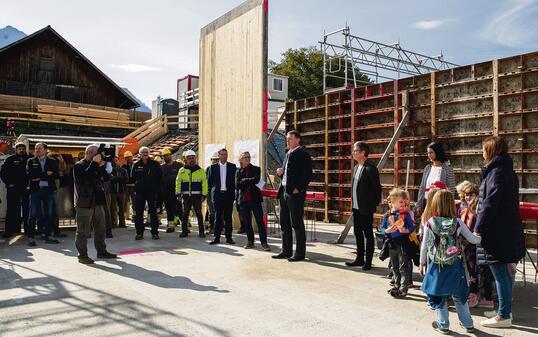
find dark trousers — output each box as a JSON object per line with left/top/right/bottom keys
{"left": 205, "top": 194, "right": 215, "bottom": 229}
{"left": 27, "top": 189, "right": 55, "bottom": 238}
{"left": 214, "top": 192, "right": 234, "bottom": 240}
{"left": 163, "top": 188, "right": 182, "bottom": 222}
{"left": 181, "top": 195, "right": 204, "bottom": 235}
{"left": 352, "top": 209, "right": 374, "bottom": 264}
{"left": 279, "top": 192, "right": 306, "bottom": 257}
{"left": 5, "top": 187, "right": 28, "bottom": 236}
{"left": 240, "top": 201, "right": 267, "bottom": 245}
{"left": 134, "top": 191, "right": 159, "bottom": 235}
{"left": 110, "top": 192, "right": 126, "bottom": 227}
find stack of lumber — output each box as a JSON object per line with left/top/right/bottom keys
{"left": 0, "top": 93, "right": 140, "bottom": 129}
{"left": 37, "top": 105, "right": 130, "bottom": 127}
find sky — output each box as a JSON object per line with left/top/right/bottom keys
{"left": 1, "top": 0, "right": 537, "bottom": 108}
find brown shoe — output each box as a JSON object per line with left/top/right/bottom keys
{"left": 78, "top": 256, "right": 95, "bottom": 264}
{"left": 243, "top": 241, "right": 254, "bottom": 249}
{"left": 262, "top": 243, "right": 271, "bottom": 251}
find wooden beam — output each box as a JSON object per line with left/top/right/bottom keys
{"left": 492, "top": 59, "right": 499, "bottom": 136}
{"left": 293, "top": 100, "right": 298, "bottom": 130}
{"left": 266, "top": 111, "right": 286, "bottom": 143}
{"left": 430, "top": 72, "right": 437, "bottom": 139}
{"left": 393, "top": 80, "right": 400, "bottom": 187}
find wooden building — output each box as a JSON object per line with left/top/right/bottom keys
{"left": 0, "top": 25, "right": 138, "bottom": 109}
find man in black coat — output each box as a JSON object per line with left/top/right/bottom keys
{"left": 26, "top": 143, "right": 59, "bottom": 246}
{"left": 272, "top": 131, "right": 313, "bottom": 262}
{"left": 131, "top": 146, "right": 162, "bottom": 240}
{"left": 345, "top": 141, "right": 381, "bottom": 270}
{"left": 236, "top": 151, "right": 269, "bottom": 250}
{"left": 0, "top": 142, "right": 32, "bottom": 238}
{"left": 207, "top": 148, "right": 237, "bottom": 245}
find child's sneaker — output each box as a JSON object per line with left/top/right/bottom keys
{"left": 468, "top": 293, "right": 479, "bottom": 308}
{"left": 389, "top": 288, "right": 407, "bottom": 298}
{"left": 431, "top": 321, "right": 449, "bottom": 335}
{"left": 477, "top": 299, "right": 494, "bottom": 309}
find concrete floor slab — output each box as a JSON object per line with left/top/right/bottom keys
{"left": 1, "top": 224, "right": 537, "bottom": 337}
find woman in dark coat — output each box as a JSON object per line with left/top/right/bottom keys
{"left": 475, "top": 136, "right": 525, "bottom": 328}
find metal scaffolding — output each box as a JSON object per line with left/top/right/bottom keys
{"left": 320, "top": 25, "right": 459, "bottom": 92}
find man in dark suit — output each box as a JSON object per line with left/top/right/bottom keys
{"left": 207, "top": 148, "right": 237, "bottom": 245}
{"left": 272, "top": 131, "right": 312, "bottom": 262}
{"left": 346, "top": 141, "right": 381, "bottom": 270}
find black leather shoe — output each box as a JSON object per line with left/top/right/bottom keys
{"left": 44, "top": 238, "right": 59, "bottom": 244}
{"left": 152, "top": 234, "right": 159, "bottom": 240}
{"left": 198, "top": 233, "right": 206, "bottom": 238}
{"left": 226, "top": 238, "right": 235, "bottom": 245}
{"left": 345, "top": 260, "right": 365, "bottom": 267}
{"left": 208, "top": 239, "right": 220, "bottom": 245}
{"left": 179, "top": 232, "right": 188, "bottom": 238}
{"left": 272, "top": 252, "right": 292, "bottom": 259}
{"left": 362, "top": 264, "right": 372, "bottom": 271}
{"left": 97, "top": 251, "right": 117, "bottom": 259}
{"left": 28, "top": 239, "right": 37, "bottom": 247}
{"left": 288, "top": 255, "right": 305, "bottom": 262}
{"left": 135, "top": 234, "right": 143, "bottom": 240}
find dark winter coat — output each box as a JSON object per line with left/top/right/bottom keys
{"left": 475, "top": 154, "right": 525, "bottom": 265}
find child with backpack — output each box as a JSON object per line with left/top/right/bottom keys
{"left": 420, "top": 190, "right": 482, "bottom": 334}
{"left": 381, "top": 188, "right": 415, "bottom": 298}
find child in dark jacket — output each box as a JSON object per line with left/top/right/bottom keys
{"left": 381, "top": 188, "right": 415, "bottom": 298}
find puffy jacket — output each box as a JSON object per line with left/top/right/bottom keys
{"left": 475, "top": 154, "right": 525, "bottom": 265}
{"left": 176, "top": 165, "right": 208, "bottom": 196}
{"left": 0, "top": 153, "right": 32, "bottom": 189}
{"left": 26, "top": 156, "right": 59, "bottom": 193}
{"left": 131, "top": 159, "right": 162, "bottom": 193}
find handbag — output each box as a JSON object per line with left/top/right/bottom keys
{"left": 379, "top": 237, "right": 391, "bottom": 261}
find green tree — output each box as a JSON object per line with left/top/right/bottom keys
{"left": 269, "top": 46, "right": 371, "bottom": 100}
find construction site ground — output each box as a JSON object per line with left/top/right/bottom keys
{"left": 1, "top": 222, "right": 537, "bottom": 337}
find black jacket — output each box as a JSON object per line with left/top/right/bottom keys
{"left": 131, "top": 159, "right": 162, "bottom": 193}
{"left": 278, "top": 147, "right": 312, "bottom": 196}
{"left": 110, "top": 165, "right": 128, "bottom": 194}
{"left": 26, "top": 156, "right": 59, "bottom": 193}
{"left": 208, "top": 162, "right": 237, "bottom": 202}
{"left": 351, "top": 160, "right": 382, "bottom": 215}
{"left": 122, "top": 163, "right": 135, "bottom": 185}
{"left": 0, "top": 153, "right": 32, "bottom": 189}
{"left": 236, "top": 164, "right": 263, "bottom": 203}
{"left": 73, "top": 159, "right": 110, "bottom": 208}
{"left": 161, "top": 161, "right": 182, "bottom": 191}
{"left": 475, "top": 154, "right": 525, "bottom": 265}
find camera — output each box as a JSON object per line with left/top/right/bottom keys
{"left": 97, "top": 143, "right": 113, "bottom": 162}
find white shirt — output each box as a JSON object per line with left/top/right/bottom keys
{"left": 282, "top": 146, "right": 299, "bottom": 187}
{"left": 219, "top": 162, "right": 227, "bottom": 191}
{"left": 352, "top": 164, "right": 364, "bottom": 210}
{"left": 425, "top": 165, "right": 442, "bottom": 199}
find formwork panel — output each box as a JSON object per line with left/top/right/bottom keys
{"left": 285, "top": 51, "right": 538, "bottom": 222}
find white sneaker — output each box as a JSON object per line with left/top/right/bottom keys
{"left": 480, "top": 316, "right": 512, "bottom": 328}
{"left": 484, "top": 310, "right": 513, "bottom": 319}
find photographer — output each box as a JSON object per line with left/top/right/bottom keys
{"left": 73, "top": 144, "right": 116, "bottom": 265}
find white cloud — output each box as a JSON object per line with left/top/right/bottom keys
{"left": 480, "top": 0, "right": 538, "bottom": 47}
{"left": 107, "top": 63, "right": 162, "bottom": 73}
{"left": 412, "top": 20, "right": 444, "bottom": 30}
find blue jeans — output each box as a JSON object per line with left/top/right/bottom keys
{"left": 436, "top": 294, "right": 474, "bottom": 329}
{"left": 27, "top": 189, "right": 55, "bottom": 238}
{"left": 240, "top": 201, "right": 267, "bottom": 245}
{"left": 489, "top": 264, "right": 513, "bottom": 319}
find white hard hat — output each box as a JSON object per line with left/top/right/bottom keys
{"left": 211, "top": 152, "right": 219, "bottom": 159}
{"left": 185, "top": 150, "right": 196, "bottom": 157}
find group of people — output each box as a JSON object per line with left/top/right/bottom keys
{"left": 0, "top": 131, "right": 526, "bottom": 333}
{"left": 346, "top": 137, "right": 525, "bottom": 332}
